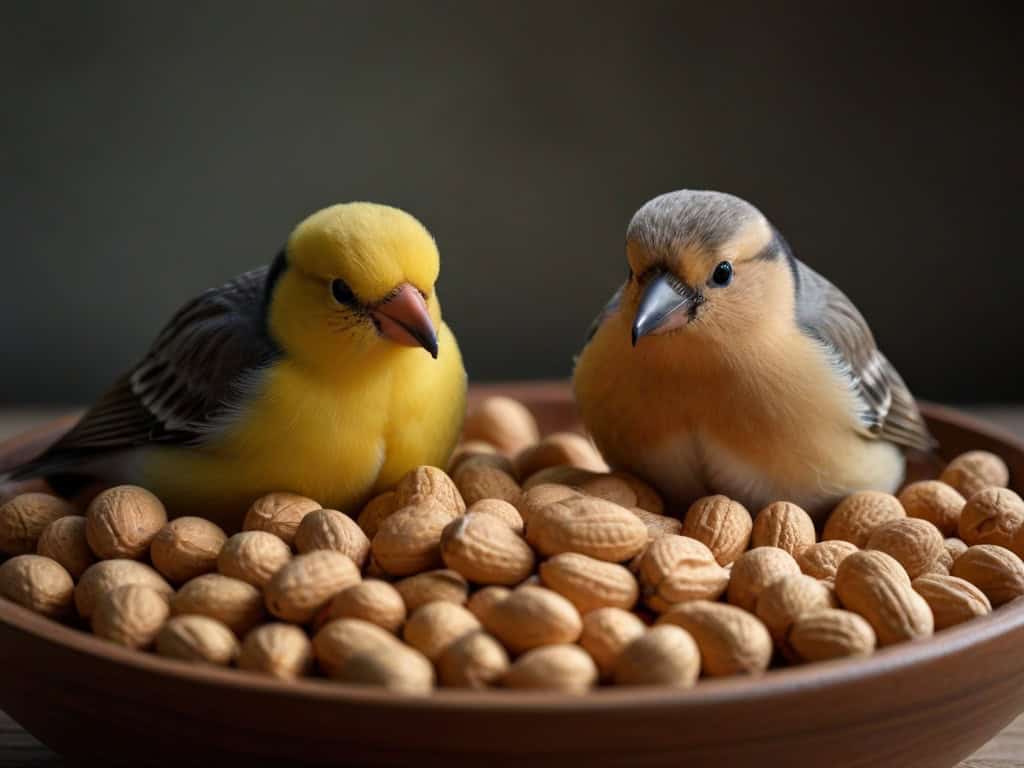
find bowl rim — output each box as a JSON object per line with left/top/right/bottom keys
{"left": 1, "top": 389, "right": 1022, "bottom": 714}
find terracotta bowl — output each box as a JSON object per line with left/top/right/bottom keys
{"left": 0, "top": 382, "right": 1022, "bottom": 768}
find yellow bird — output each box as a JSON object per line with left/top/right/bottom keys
{"left": 573, "top": 190, "right": 934, "bottom": 518}
{"left": 9, "top": 203, "right": 466, "bottom": 527}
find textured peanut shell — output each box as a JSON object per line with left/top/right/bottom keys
{"left": 402, "top": 601, "right": 481, "bottom": 661}
{"left": 614, "top": 624, "right": 700, "bottom": 687}
{"left": 238, "top": 623, "right": 314, "bottom": 680}
{"left": 577, "top": 475, "right": 638, "bottom": 508}
{"left": 940, "top": 450, "right": 1010, "bottom": 499}
{"left": 466, "top": 586, "right": 511, "bottom": 623}
{"left": 526, "top": 496, "right": 648, "bottom": 562}
{"left": 437, "top": 630, "right": 510, "bottom": 688}
{"left": 465, "top": 499, "right": 524, "bottom": 534}
{"left": 217, "top": 531, "right": 292, "bottom": 588}
{"left": 372, "top": 501, "right": 457, "bottom": 576}
{"left": 75, "top": 559, "right": 173, "bottom": 619}
{"left": 833, "top": 550, "right": 934, "bottom": 646}
{"left": 294, "top": 509, "right": 371, "bottom": 567}
{"left": 630, "top": 508, "right": 683, "bottom": 539}
{"left": 866, "top": 518, "right": 945, "bottom": 579}
{"left": 0, "top": 554, "right": 74, "bottom": 618}
{"left": 0, "top": 493, "right": 76, "bottom": 556}
{"left": 394, "top": 466, "right": 466, "bottom": 518}
{"left": 950, "top": 544, "right": 1024, "bottom": 607}
{"left": 92, "top": 584, "right": 170, "bottom": 649}
{"left": 513, "top": 432, "right": 608, "bottom": 479}
{"left": 823, "top": 492, "right": 905, "bottom": 548}
{"left": 36, "top": 515, "right": 94, "bottom": 580}
{"left": 789, "top": 609, "right": 876, "bottom": 662}
{"left": 657, "top": 600, "right": 772, "bottom": 677}
{"left": 356, "top": 491, "right": 399, "bottom": 539}
{"left": 797, "top": 540, "right": 859, "bottom": 581}
{"left": 755, "top": 574, "right": 837, "bottom": 651}
{"left": 242, "top": 492, "right": 321, "bottom": 547}
{"left": 85, "top": 485, "right": 167, "bottom": 560}
{"left": 515, "top": 483, "right": 582, "bottom": 526}
{"left": 150, "top": 517, "right": 227, "bottom": 584}
{"left": 156, "top": 615, "right": 239, "bottom": 666}
{"left": 503, "top": 644, "right": 597, "bottom": 692}
{"left": 440, "top": 513, "right": 535, "bottom": 586}
{"left": 958, "top": 487, "right": 1024, "bottom": 549}
{"left": 539, "top": 552, "right": 638, "bottom": 614}
{"left": 899, "top": 481, "right": 965, "bottom": 536}
{"left": 750, "top": 502, "right": 816, "bottom": 557}
{"left": 461, "top": 396, "right": 539, "bottom": 456}
{"left": 726, "top": 547, "right": 802, "bottom": 613}
{"left": 579, "top": 607, "right": 646, "bottom": 679}
{"left": 448, "top": 441, "right": 500, "bottom": 476}
{"left": 681, "top": 495, "right": 752, "bottom": 566}
{"left": 264, "top": 550, "right": 361, "bottom": 623}
{"left": 912, "top": 573, "right": 991, "bottom": 629}
{"left": 637, "top": 535, "right": 730, "bottom": 612}
{"left": 482, "top": 585, "right": 582, "bottom": 654}
{"left": 395, "top": 569, "right": 469, "bottom": 613}
{"left": 320, "top": 580, "right": 406, "bottom": 633}
{"left": 172, "top": 573, "right": 266, "bottom": 636}
{"left": 453, "top": 463, "right": 522, "bottom": 507}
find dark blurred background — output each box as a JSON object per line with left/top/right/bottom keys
{"left": 1, "top": 1, "right": 1020, "bottom": 406}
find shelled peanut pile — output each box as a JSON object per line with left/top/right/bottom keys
{"left": 0, "top": 396, "right": 1022, "bottom": 694}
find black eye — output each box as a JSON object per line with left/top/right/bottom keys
{"left": 331, "top": 279, "right": 356, "bottom": 304}
{"left": 711, "top": 261, "right": 733, "bottom": 287}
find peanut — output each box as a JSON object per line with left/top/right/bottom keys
{"left": 833, "top": 550, "right": 934, "bottom": 646}
{"left": 755, "top": 574, "right": 837, "bottom": 652}
{"left": 319, "top": 580, "right": 406, "bottom": 633}
{"left": 515, "top": 483, "right": 581, "bottom": 526}
{"left": 36, "top": 515, "right": 94, "bottom": 579}
{"left": 482, "top": 585, "right": 582, "bottom": 654}
{"left": 217, "top": 531, "right": 292, "bottom": 588}
{"left": 440, "top": 513, "right": 535, "bottom": 585}
{"left": 466, "top": 585, "right": 511, "bottom": 623}
{"left": 86, "top": 485, "right": 167, "bottom": 560}
{"left": 727, "top": 547, "right": 801, "bottom": 613}
{"left": 958, "top": 487, "right": 1024, "bottom": 549}
{"left": 437, "top": 630, "right": 510, "bottom": 688}
{"left": 243, "top": 492, "right": 321, "bottom": 547}
{"left": 612, "top": 473, "right": 665, "bottom": 516}
{"left": 945, "top": 537, "right": 969, "bottom": 562}
{"left": 150, "top": 517, "right": 227, "bottom": 584}
{"left": 75, "top": 559, "right": 173, "bottom": 620}
{"left": 0, "top": 492, "right": 75, "bottom": 556}
{"left": 681, "top": 495, "right": 752, "bottom": 566}
{"left": 172, "top": 573, "right": 266, "bottom": 636}
{"left": 658, "top": 600, "right": 772, "bottom": 677}
{"left": 538, "top": 552, "right": 638, "bottom": 614}
{"left": 789, "top": 609, "right": 876, "bottom": 662}
{"left": 797, "top": 540, "right": 859, "bottom": 581}
{"left": 313, "top": 618, "right": 402, "bottom": 676}
{"left": 394, "top": 466, "right": 466, "bottom": 518}
{"left": 395, "top": 569, "right": 469, "bottom": 613}
{"left": 335, "top": 645, "right": 435, "bottom": 693}
{"left": 577, "top": 474, "right": 638, "bottom": 508}
{"left": 156, "top": 615, "right": 239, "bottom": 666}
{"left": 526, "top": 496, "right": 648, "bottom": 562}
{"left": 578, "top": 606, "right": 646, "bottom": 679}
{"left": 637, "top": 534, "right": 730, "bottom": 612}
{"left": 522, "top": 466, "right": 603, "bottom": 491}
{"left": 402, "top": 601, "right": 481, "bottom": 661}
{"left": 950, "top": 544, "right": 1024, "bottom": 607}
{"left": 940, "top": 450, "right": 1010, "bottom": 499}
{"left": 630, "top": 508, "right": 682, "bottom": 539}
{"left": 0, "top": 554, "right": 74, "bottom": 618}
{"left": 503, "top": 644, "right": 597, "bottom": 692}
{"left": 372, "top": 501, "right": 457, "bottom": 576}
{"left": 899, "top": 481, "right": 965, "bottom": 536}
{"left": 465, "top": 499, "right": 524, "bottom": 534}
{"left": 613, "top": 625, "right": 700, "bottom": 687}
{"left": 750, "top": 501, "right": 816, "bottom": 557}
{"left": 866, "top": 518, "right": 944, "bottom": 579}
{"left": 514, "top": 432, "right": 607, "bottom": 479}
{"left": 239, "top": 623, "right": 314, "bottom": 680}
{"left": 912, "top": 574, "right": 992, "bottom": 629}
{"left": 92, "top": 585, "right": 170, "bottom": 649}
{"left": 453, "top": 462, "right": 521, "bottom": 507}
{"left": 356, "top": 491, "right": 398, "bottom": 539}
{"left": 265, "top": 551, "right": 361, "bottom": 623}
{"left": 823, "top": 491, "right": 905, "bottom": 548}
{"left": 294, "top": 509, "right": 371, "bottom": 567}
{"left": 448, "top": 441, "right": 500, "bottom": 475}
{"left": 462, "top": 396, "right": 539, "bottom": 456}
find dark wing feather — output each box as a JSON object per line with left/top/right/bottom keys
{"left": 11, "top": 267, "right": 281, "bottom": 478}
{"left": 793, "top": 258, "right": 936, "bottom": 453}
{"left": 583, "top": 281, "right": 626, "bottom": 345}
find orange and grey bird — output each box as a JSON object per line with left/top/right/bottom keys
{"left": 573, "top": 190, "right": 935, "bottom": 518}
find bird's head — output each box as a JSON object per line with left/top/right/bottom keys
{"left": 267, "top": 203, "right": 443, "bottom": 368}
{"left": 624, "top": 190, "right": 795, "bottom": 349}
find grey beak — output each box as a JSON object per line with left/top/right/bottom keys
{"left": 631, "top": 271, "right": 700, "bottom": 346}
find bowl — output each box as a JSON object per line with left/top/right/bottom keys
{"left": 0, "top": 382, "right": 1022, "bottom": 768}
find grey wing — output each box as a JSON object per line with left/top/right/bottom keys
{"left": 11, "top": 266, "right": 282, "bottom": 478}
{"left": 583, "top": 281, "right": 626, "bottom": 345}
{"left": 793, "top": 258, "right": 936, "bottom": 453}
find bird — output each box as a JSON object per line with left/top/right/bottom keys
{"left": 7, "top": 202, "right": 467, "bottom": 528}
{"left": 573, "top": 190, "right": 935, "bottom": 518}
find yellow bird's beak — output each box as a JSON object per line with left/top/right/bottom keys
{"left": 371, "top": 283, "right": 439, "bottom": 358}
{"left": 631, "top": 270, "right": 702, "bottom": 347}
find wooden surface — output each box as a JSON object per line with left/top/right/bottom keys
{"left": 0, "top": 404, "right": 1022, "bottom": 767}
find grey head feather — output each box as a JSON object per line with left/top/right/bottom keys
{"left": 626, "top": 190, "right": 765, "bottom": 257}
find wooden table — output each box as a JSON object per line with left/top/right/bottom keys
{"left": 1, "top": 406, "right": 1022, "bottom": 767}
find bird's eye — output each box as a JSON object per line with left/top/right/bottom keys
{"left": 711, "top": 261, "right": 733, "bottom": 287}
{"left": 330, "top": 279, "right": 356, "bottom": 304}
